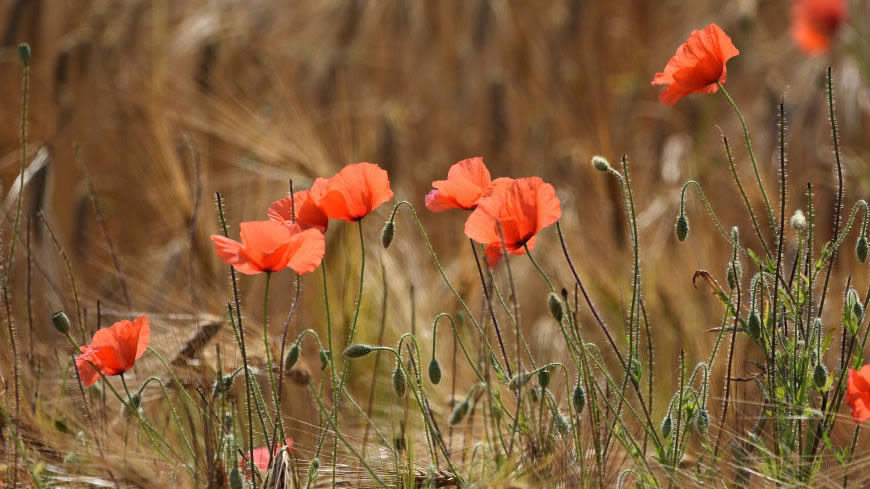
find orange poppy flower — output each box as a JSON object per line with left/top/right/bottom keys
{"left": 311, "top": 163, "right": 393, "bottom": 221}
{"left": 846, "top": 365, "right": 870, "bottom": 423}
{"left": 425, "top": 157, "right": 493, "bottom": 212}
{"left": 241, "top": 439, "right": 293, "bottom": 472}
{"left": 268, "top": 189, "right": 329, "bottom": 233}
{"left": 791, "top": 0, "right": 847, "bottom": 55}
{"left": 464, "top": 177, "right": 561, "bottom": 266}
{"left": 75, "top": 316, "right": 150, "bottom": 387}
{"left": 651, "top": 24, "right": 739, "bottom": 106}
{"left": 211, "top": 220, "right": 325, "bottom": 275}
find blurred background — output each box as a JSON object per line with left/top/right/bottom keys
{"left": 1, "top": 0, "right": 868, "bottom": 471}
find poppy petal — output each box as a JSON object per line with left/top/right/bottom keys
{"left": 285, "top": 228, "right": 326, "bottom": 275}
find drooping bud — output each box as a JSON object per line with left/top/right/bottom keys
{"left": 307, "top": 457, "right": 320, "bottom": 483}
{"left": 381, "top": 220, "right": 395, "bottom": 249}
{"left": 661, "top": 415, "right": 672, "bottom": 438}
{"left": 727, "top": 260, "right": 743, "bottom": 290}
{"left": 17, "top": 43, "right": 30, "bottom": 65}
{"left": 790, "top": 209, "right": 807, "bottom": 231}
{"left": 747, "top": 310, "right": 761, "bottom": 339}
{"left": 343, "top": 344, "right": 374, "bottom": 358}
{"left": 591, "top": 155, "right": 611, "bottom": 172}
{"left": 428, "top": 358, "right": 442, "bottom": 384}
{"left": 509, "top": 371, "right": 532, "bottom": 390}
{"left": 537, "top": 368, "right": 551, "bottom": 389}
{"left": 319, "top": 349, "right": 331, "bottom": 370}
{"left": 449, "top": 399, "right": 470, "bottom": 425}
{"left": 284, "top": 343, "right": 300, "bottom": 370}
{"left": 675, "top": 214, "right": 689, "bottom": 241}
{"left": 695, "top": 410, "right": 710, "bottom": 435}
{"left": 51, "top": 311, "right": 71, "bottom": 335}
{"left": 857, "top": 236, "right": 868, "bottom": 263}
{"left": 392, "top": 365, "right": 407, "bottom": 398}
{"left": 813, "top": 363, "right": 828, "bottom": 389}
{"left": 229, "top": 466, "right": 243, "bottom": 489}
{"left": 572, "top": 384, "right": 586, "bottom": 414}
{"left": 854, "top": 301, "right": 864, "bottom": 320}
{"left": 548, "top": 292, "right": 563, "bottom": 321}
{"left": 554, "top": 413, "right": 571, "bottom": 436}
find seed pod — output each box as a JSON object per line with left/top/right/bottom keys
{"left": 572, "top": 384, "right": 586, "bottom": 413}
{"left": 285, "top": 343, "right": 300, "bottom": 370}
{"left": 538, "top": 368, "right": 551, "bottom": 389}
{"left": 591, "top": 155, "right": 611, "bottom": 172}
{"left": 51, "top": 311, "right": 71, "bottom": 334}
{"left": 343, "top": 344, "right": 374, "bottom": 358}
{"left": 18, "top": 43, "right": 30, "bottom": 65}
{"left": 662, "top": 415, "right": 672, "bottom": 438}
{"left": 229, "top": 466, "right": 243, "bottom": 489}
{"left": 695, "top": 410, "right": 710, "bottom": 435}
{"left": 554, "top": 413, "right": 571, "bottom": 436}
{"left": 790, "top": 210, "right": 807, "bottom": 230}
{"left": 858, "top": 237, "right": 868, "bottom": 263}
{"left": 813, "top": 363, "right": 828, "bottom": 389}
{"left": 393, "top": 365, "right": 407, "bottom": 398}
{"left": 428, "top": 358, "right": 442, "bottom": 384}
{"left": 381, "top": 220, "right": 395, "bottom": 248}
{"left": 747, "top": 310, "right": 761, "bottom": 339}
{"left": 449, "top": 399, "right": 470, "bottom": 425}
{"left": 675, "top": 214, "right": 689, "bottom": 241}
{"left": 548, "top": 292, "right": 563, "bottom": 321}
{"left": 510, "top": 371, "right": 532, "bottom": 390}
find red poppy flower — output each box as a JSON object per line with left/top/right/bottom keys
{"left": 75, "top": 316, "right": 150, "bottom": 387}
{"left": 425, "top": 157, "right": 493, "bottom": 212}
{"left": 464, "top": 177, "right": 561, "bottom": 267}
{"left": 791, "top": 0, "right": 847, "bottom": 55}
{"left": 846, "top": 365, "right": 870, "bottom": 423}
{"left": 268, "top": 189, "right": 329, "bottom": 233}
{"left": 241, "top": 439, "right": 294, "bottom": 475}
{"left": 651, "top": 24, "right": 740, "bottom": 106}
{"left": 311, "top": 163, "right": 393, "bottom": 221}
{"left": 211, "top": 220, "right": 325, "bottom": 275}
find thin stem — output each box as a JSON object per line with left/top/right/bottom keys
{"left": 470, "top": 239, "right": 513, "bottom": 378}
{"left": 6, "top": 51, "right": 28, "bottom": 279}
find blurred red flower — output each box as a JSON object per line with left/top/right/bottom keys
{"left": 791, "top": 0, "right": 847, "bottom": 54}
{"left": 464, "top": 177, "right": 561, "bottom": 266}
{"left": 268, "top": 189, "right": 329, "bottom": 233}
{"left": 651, "top": 23, "right": 739, "bottom": 106}
{"left": 241, "top": 439, "right": 294, "bottom": 475}
{"left": 846, "top": 365, "right": 870, "bottom": 423}
{"left": 75, "top": 316, "right": 150, "bottom": 387}
{"left": 425, "top": 157, "right": 494, "bottom": 212}
{"left": 211, "top": 220, "right": 325, "bottom": 275}
{"left": 311, "top": 163, "right": 393, "bottom": 221}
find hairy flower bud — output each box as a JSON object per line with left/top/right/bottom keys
{"left": 538, "top": 368, "right": 551, "bottom": 389}
{"left": 319, "top": 349, "right": 331, "bottom": 370}
{"left": 591, "top": 155, "right": 611, "bottom": 172}
{"left": 554, "top": 413, "right": 571, "bottom": 436}
{"left": 393, "top": 365, "right": 407, "bottom": 398}
{"left": 510, "top": 371, "right": 532, "bottom": 390}
{"left": 51, "top": 311, "right": 71, "bottom": 335}
{"left": 727, "top": 261, "right": 743, "bottom": 290}
{"left": 449, "top": 399, "right": 470, "bottom": 425}
{"left": 18, "top": 43, "right": 30, "bottom": 65}
{"left": 662, "top": 415, "right": 672, "bottom": 438}
{"left": 790, "top": 209, "right": 807, "bottom": 230}
{"left": 747, "top": 310, "right": 761, "bottom": 339}
{"left": 428, "top": 358, "right": 442, "bottom": 384}
{"left": 813, "top": 363, "right": 828, "bottom": 389}
{"left": 695, "top": 410, "right": 710, "bottom": 435}
{"left": 548, "top": 292, "right": 563, "bottom": 321}
{"left": 572, "top": 384, "right": 586, "bottom": 414}
{"left": 381, "top": 220, "right": 395, "bottom": 248}
{"left": 285, "top": 343, "right": 300, "bottom": 370}
{"left": 857, "top": 236, "right": 868, "bottom": 263}
{"left": 675, "top": 214, "right": 689, "bottom": 241}
{"left": 343, "top": 344, "right": 374, "bottom": 358}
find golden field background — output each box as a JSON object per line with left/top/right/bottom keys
{"left": 0, "top": 0, "right": 869, "bottom": 485}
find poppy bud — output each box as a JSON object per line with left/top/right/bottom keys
{"left": 548, "top": 292, "right": 563, "bottom": 321}
{"left": 813, "top": 317, "right": 823, "bottom": 337}
{"left": 727, "top": 261, "right": 743, "bottom": 290}
{"left": 285, "top": 343, "right": 300, "bottom": 370}
{"left": 695, "top": 410, "right": 710, "bottom": 435}
{"left": 428, "top": 358, "right": 442, "bottom": 384}
{"left": 857, "top": 237, "right": 868, "bottom": 263}
{"left": 449, "top": 399, "right": 470, "bottom": 425}
{"left": 538, "top": 368, "right": 550, "bottom": 389}
{"left": 747, "top": 310, "right": 761, "bottom": 339}
{"left": 572, "top": 384, "right": 585, "bottom": 413}
{"left": 308, "top": 457, "right": 320, "bottom": 482}
{"left": 229, "top": 466, "right": 243, "bottom": 489}
{"left": 661, "top": 415, "right": 672, "bottom": 438}
{"left": 813, "top": 363, "right": 828, "bottom": 389}
{"left": 790, "top": 210, "right": 807, "bottom": 230}
{"left": 393, "top": 365, "right": 406, "bottom": 398}
{"left": 381, "top": 220, "right": 395, "bottom": 248}
{"left": 854, "top": 301, "right": 864, "bottom": 321}
{"left": 343, "top": 344, "right": 374, "bottom": 358}
{"left": 51, "top": 311, "right": 71, "bottom": 335}
{"left": 591, "top": 155, "right": 611, "bottom": 172}
{"left": 18, "top": 43, "right": 30, "bottom": 65}
{"left": 510, "top": 371, "right": 532, "bottom": 390}
{"left": 554, "top": 413, "right": 571, "bottom": 436}
{"left": 675, "top": 214, "right": 689, "bottom": 241}
{"left": 319, "top": 349, "right": 331, "bottom": 370}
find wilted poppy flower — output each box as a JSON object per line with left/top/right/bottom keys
{"left": 464, "top": 177, "right": 561, "bottom": 266}
{"left": 211, "top": 220, "right": 325, "bottom": 275}
{"left": 846, "top": 365, "right": 870, "bottom": 423}
{"left": 651, "top": 23, "right": 740, "bottom": 106}
{"left": 791, "top": 0, "right": 847, "bottom": 55}
{"left": 425, "top": 157, "right": 494, "bottom": 212}
{"left": 241, "top": 439, "right": 294, "bottom": 475}
{"left": 311, "top": 163, "right": 393, "bottom": 222}
{"left": 75, "top": 316, "right": 150, "bottom": 387}
{"left": 268, "top": 189, "right": 329, "bottom": 233}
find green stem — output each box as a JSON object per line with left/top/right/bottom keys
{"left": 262, "top": 271, "right": 284, "bottom": 445}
